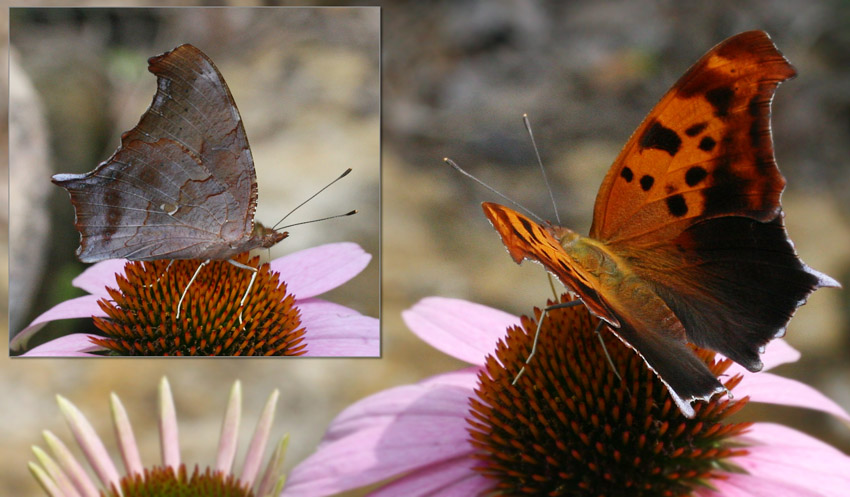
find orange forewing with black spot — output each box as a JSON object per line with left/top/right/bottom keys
{"left": 590, "top": 31, "right": 792, "bottom": 243}
{"left": 483, "top": 31, "right": 839, "bottom": 418}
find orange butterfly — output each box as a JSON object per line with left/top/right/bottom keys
{"left": 483, "top": 31, "right": 839, "bottom": 417}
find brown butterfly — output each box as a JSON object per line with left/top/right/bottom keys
{"left": 483, "top": 31, "right": 839, "bottom": 417}
{"left": 52, "top": 44, "right": 286, "bottom": 263}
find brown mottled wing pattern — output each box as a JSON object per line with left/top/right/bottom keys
{"left": 587, "top": 31, "right": 838, "bottom": 371}
{"left": 482, "top": 202, "right": 618, "bottom": 326}
{"left": 52, "top": 44, "right": 259, "bottom": 262}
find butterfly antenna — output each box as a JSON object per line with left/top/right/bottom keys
{"left": 272, "top": 168, "right": 353, "bottom": 230}
{"left": 277, "top": 210, "right": 357, "bottom": 231}
{"left": 443, "top": 158, "right": 546, "bottom": 225}
{"left": 523, "top": 114, "right": 560, "bottom": 225}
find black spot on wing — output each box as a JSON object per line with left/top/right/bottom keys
{"left": 698, "top": 136, "right": 716, "bottom": 152}
{"left": 685, "top": 166, "right": 708, "bottom": 187}
{"left": 685, "top": 122, "right": 707, "bottom": 137}
{"left": 666, "top": 194, "right": 688, "bottom": 217}
{"left": 620, "top": 167, "right": 634, "bottom": 182}
{"left": 640, "top": 120, "right": 682, "bottom": 157}
{"left": 640, "top": 175, "right": 654, "bottom": 192}
{"left": 706, "top": 87, "right": 734, "bottom": 117}
{"left": 702, "top": 157, "right": 750, "bottom": 217}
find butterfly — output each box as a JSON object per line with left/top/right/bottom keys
{"left": 482, "top": 31, "right": 839, "bottom": 417}
{"left": 52, "top": 44, "right": 287, "bottom": 263}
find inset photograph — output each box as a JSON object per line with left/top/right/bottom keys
{"left": 9, "top": 7, "right": 379, "bottom": 356}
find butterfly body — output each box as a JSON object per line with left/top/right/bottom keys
{"left": 482, "top": 31, "right": 839, "bottom": 417}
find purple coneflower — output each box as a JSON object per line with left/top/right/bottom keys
{"left": 13, "top": 242, "right": 377, "bottom": 357}
{"left": 29, "top": 377, "right": 286, "bottom": 497}
{"left": 285, "top": 295, "right": 850, "bottom": 496}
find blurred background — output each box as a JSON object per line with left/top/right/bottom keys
{"left": 3, "top": 1, "right": 849, "bottom": 496}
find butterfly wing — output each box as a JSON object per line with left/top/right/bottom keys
{"left": 587, "top": 30, "right": 838, "bottom": 370}
{"left": 590, "top": 30, "right": 793, "bottom": 243}
{"left": 482, "top": 202, "right": 619, "bottom": 326}
{"left": 483, "top": 202, "right": 728, "bottom": 416}
{"left": 53, "top": 44, "right": 260, "bottom": 262}
{"left": 136, "top": 44, "right": 258, "bottom": 231}
{"left": 484, "top": 31, "right": 837, "bottom": 417}
{"left": 604, "top": 304, "right": 725, "bottom": 418}
{"left": 623, "top": 213, "right": 838, "bottom": 372}
{"left": 53, "top": 138, "right": 246, "bottom": 261}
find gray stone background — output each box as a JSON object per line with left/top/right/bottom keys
{"left": 2, "top": 1, "right": 848, "bottom": 496}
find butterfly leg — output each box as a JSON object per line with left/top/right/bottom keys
{"left": 594, "top": 321, "right": 631, "bottom": 396}
{"left": 226, "top": 258, "right": 259, "bottom": 324}
{"left": 144, "top": 260, "right": 175, "bottom": 288}
{"left": 176, "top": 259, "right": 209, "bottom": 319}
{"left": 512, "top": 299, "right": 585, "bottom": 384}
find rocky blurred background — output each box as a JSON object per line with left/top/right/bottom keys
{"left": 2, "top": 1, "right": 848, "bottom": 496}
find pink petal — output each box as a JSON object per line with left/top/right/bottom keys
{"left": 271, "top": 243, "right": 371, "bottom": 299}
{"left": 257, "top": 436, "right": 288, "bottom": 497}
{"left": 403, "top": 297, "right": 519, "bottom": 366}
{"left": 302, "top": 316, "right": 379, "bottom": 356}
{"left": 42, "top": 431, "right": 100, "bottom": 497}
{"left": 298, "top": 301, "right": 378, "bottom": 357}
{"left": 158, "top": 378, "right": 180, "bottom": 468}
{"left": 696, "top": 472, "right": 823, "bottom": 497}
{"left": 367, "top": 455, "right": 490, "bottom": 497}
{"left": 733, "top": 422, "right": 850, "bottom": 497}
{"left": 297, "top": 299, "right": 362, "bottom": 318}
{"left": 21, "top": 334, "right": 105, "bottom": 356}
{"left": 12, "top": 296, "right": 105, "bottom": 352}
{"left": 27, "top": 461, "right": 66, "bottom": 497}
{"left": 216, "top": 382, "right": 241, "bottom": 474}
{"left": 110, "top": 394, "right": 143, "bottom": 477}
{"left": 736, "top": 373, "right": 850, "bottom": 422}
{"left": 324, "top": 370, "right": 478, "bottom": 442}
{"left": 30, "top": 446, "right": 82, "bottom": 497}
{"left": 57, "top": 396, "right": 122, "bottom": 491}
{"left": 240, "top": 389, "right": 278, "bottom": 487}
{"left": 72, "top": 259, "right": 127, "bottom": 295}
{"left": 286, "top": 375, "right": 476, "bottom": 497}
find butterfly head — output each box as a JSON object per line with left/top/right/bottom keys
{"left": 550, "top": 226, "right": 581, "bottom": 249}
{"left": 253, "top": 221, "right": 288, "bottom": 249}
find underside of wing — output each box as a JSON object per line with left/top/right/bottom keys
{"left": 130, "top": 45, "right": 257, "bottom": 235}
{"left": 53, "top": 138, "right": 245, "bottom": 262}
{"left": 589, "top": 31, "right": 796, "bottom": 244}
{"left": 606, "top": 317, "right": 725, "bottom": 418}
{"left": 620, "top": 214, "right": 839, "bottom": 372}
